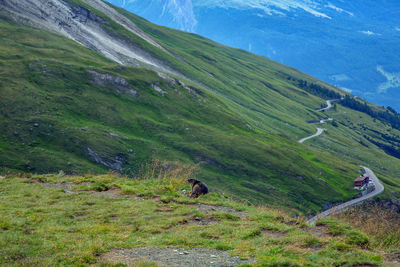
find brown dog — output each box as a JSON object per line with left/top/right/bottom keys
{"left": 187, "top": 178, "right": 209, "bottom": 198}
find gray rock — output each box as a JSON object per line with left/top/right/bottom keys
{"left": 88, "top": 70, "right": 138, "bottom": 98}
{"left": 380, "top": 199, "right": 400, "bottom": 212}
{"left": 246, "top": 124, "right": 254, "bottom": 131}
{"left": 156, "top": 72, "right": 178, "bottom": 85}
{"left": 87, "top": 147, "right": 126, "bottom": 172}
{"left": 127, "top": 89, "right": 137, "bottom": 97}
{"left": 151, "top": 83, "right": 167, "bottom": 95}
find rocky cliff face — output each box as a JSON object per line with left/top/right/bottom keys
{"left": 0, "top": 0, "right": 175, "bottom": 73}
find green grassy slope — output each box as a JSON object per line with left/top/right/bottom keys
{"left": 0, "top": 19, "right": 356, "bottom": 213}
{"left": 0, "top": 173, "right": 388, "bottom": 266}
{"left": 0, "top": 0, "right": 399, "bottom": 214}
{"left": 110, "top": 2, "right": 400, "bottom": 204}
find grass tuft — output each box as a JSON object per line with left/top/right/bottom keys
{"left": 336, "top": 203, "right": 400, "bottom": 250}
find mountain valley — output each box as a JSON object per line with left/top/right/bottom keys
{"left": 109, "top": 0, "right": 400, "bottom": 111}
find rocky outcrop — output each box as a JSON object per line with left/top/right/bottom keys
{"left": 156, "top": 72, "right": 179, "bottom": 86}
{"left": 87, "top": 147, "right": 126, "bottom": 172}
{"left": 151, "top": 83, "right": 166, "bottom": 95}
{"left": 322, "top": 201, "right": 344, "bottom": 211}
{"left": 379, "top": 198, "right": 400, "bottom": 213}
{"left": 82, "top": 0, "right": 166, "bottom": 51}
{"left": 88, "top": 70, "right": 138, "bottom": 97}
{"left": 156, "top": 72, "right": 204, "bottom": 96}
{"left": 0, "top": 0, "right": 175, "bottom": 73}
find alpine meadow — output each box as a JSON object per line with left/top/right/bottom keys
{"left": 1, "top": 0, "right": 400, "bottom": 265}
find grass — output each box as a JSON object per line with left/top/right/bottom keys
{"left": 0, "top": 167, "right": 389, "bottom": 266}
{"left": 335, "top": 203, "right": 400, "bottom": 251}
{"left": 0, "top": 0, "right": 400, "bottom": 216}
{"left": 0, "top": 17, "right": 365, "bottom": 214}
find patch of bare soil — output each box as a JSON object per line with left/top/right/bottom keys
{"left": 91, "top": 186, "right": 122, "bottom": 198}
{"left": 89, "top": 186, "right": 153, "bottom": 200}
{"left": 74, "top": 212, "right": 88, "bottom": 218}
{"left": 306, "top": 225, "right": 332, "bottom": 239}
{"left": 262, "top": 229, "right": 286, "bottom": 239}
{"left": 154, "top": 206, "right": 175, "bottom": 213}
{"left": 75, "top": 182, "right": 92, "bottom": 186}
{"left": 100, "top": 247, "right": 254, "bottom": 267}
{"left": 43, "top": 182, "right": 74, "bottom": 194}
{"left": 27, "top": 179, "right": 79, "bottom": 194}
{"left": 108, "top": 215, "right": 119, "bottom": 221}
{"left": 384, "top": 252, "right": 400, "bottom": 266}
{"left": 351, "top": 265, "right": 379, "bottom": 267}
{"left": 183, "top": 216, "right": 219, "bottom": 226}
{"left": 303, "top": 242, "right": 327, "bottom": 252}
{"left": 24, "top": 178, "right": 45, "bottom": 184}
{"left": 193, "top": 204, "right": 248, "bottom": 217}
{"left": 32, "top": 182, "right": 142, "bottom": 199}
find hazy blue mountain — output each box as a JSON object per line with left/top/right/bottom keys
{"left": 106, "top": 0, "right": 400, "bottom": 111}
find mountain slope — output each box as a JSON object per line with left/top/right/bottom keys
{"left": 0, "top": 0, "right": 400, "bottom": 214}
{"left": 108, "top": 0, "right": 400, "bottom": 111}
{"left": 0, "top": 0, "right": 178, "bottom": 73}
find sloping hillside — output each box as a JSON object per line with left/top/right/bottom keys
{"left": 107, "top": 0, "right": 400, "bottom": 111}
{"left": 0, "top": 0, "right": 400, "bottom": 214}
{"left": 0, "top": 172, "right": 391, "bottom": 266}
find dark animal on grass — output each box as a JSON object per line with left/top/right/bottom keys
{"left": 187, "top": 178, "right": 209, "bottom": 198}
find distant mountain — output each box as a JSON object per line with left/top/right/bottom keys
{"left": 113, "top": 0, "right": 197, "bottom": 32}
{"left": 107, "top": 0, "right": 400, "bottom": 111}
